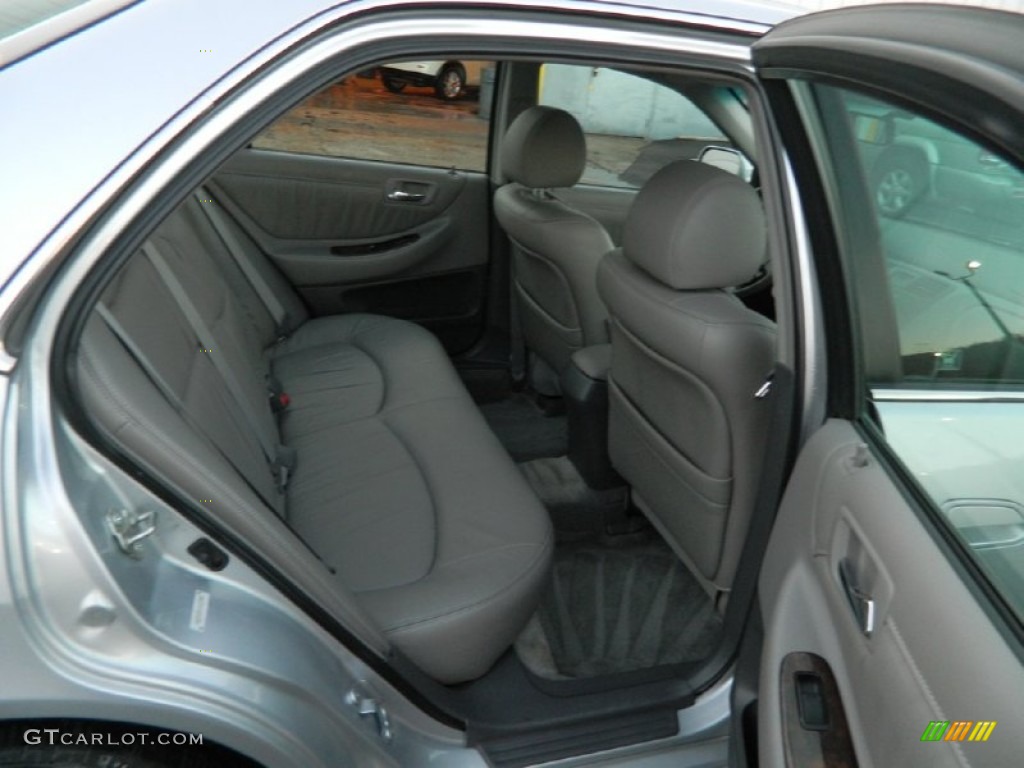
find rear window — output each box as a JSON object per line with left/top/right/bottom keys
{"left": 538, "top": 64, "right": 730, "bottom": 188}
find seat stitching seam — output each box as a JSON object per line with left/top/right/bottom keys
{"left": 375, "top": 412, "right": 440, "bottom": 573}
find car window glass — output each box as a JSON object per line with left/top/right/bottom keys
{"left": 835, "top": 90, "right": 1024, "bottom": 388}
{"left": 251, "top": 60, "right": 496, "bottom": 171}
{"left": 538, "top": 64, "right": 732, "bottom": 188}
{"left": 814, "top": 83, "right": 1024, "bottom": 625}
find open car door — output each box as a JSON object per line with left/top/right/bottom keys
{"left": 750, "top": 6, "right": 1024, "bottom": 767}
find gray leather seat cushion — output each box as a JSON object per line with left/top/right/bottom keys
{"left": 76, "top": 193, "right": 553, "bottom": 684}
{"left": 276, "top": 314, "right": 553, "bottom": 681}
{"left": 270, "top": 314, "right": 464, "bottom": 439}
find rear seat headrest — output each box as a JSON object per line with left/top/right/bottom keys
{"left": 622, "top": 160, "right": 766, "bottom": 291}
{"left": 500, "top": 106, "right": 586, "bottom": 189}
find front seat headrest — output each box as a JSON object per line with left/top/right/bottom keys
{"left": 623, "top": 160, "right": 766, "bottom": 290}
{"left": 501, "top": 106, "right": 586, "bottom": 189}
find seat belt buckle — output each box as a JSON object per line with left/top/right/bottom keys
{"left": 274, "top": 444, "right": 297, "bottom": 493}
{"left": 267, "top": 373, "right": 290, "bottom": 413}
{"left": 270, "top": 391, "right": 291, "bottom": 413}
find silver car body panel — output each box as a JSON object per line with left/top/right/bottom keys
{"left": 782, "top": 161, "right": 828, "bottom": 441}
{"left": 0, "top": 0, "right": 140, "bottom": 70}
{"left": 0, "top": 2, "right": 781, "bottom": 765}
{"left": 4, "top": 368, "right": 476, "bottom": 766}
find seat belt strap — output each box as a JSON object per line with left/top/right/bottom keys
{"left": 509, "top": 247, "right": 526, "bottom": 384}
{"left": 195, "top": 189, "right": 289, "bottom": 335}
{"left": 144, "top": 242, "right": 281, "bottom": 472}
{"left": 95, "top": 300, "right": 284, "bottom": 511}
{"left": 95, "top": 303, "right": 183, "bottom": 410}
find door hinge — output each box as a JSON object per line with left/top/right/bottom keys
{"left": 346, "top": 688, "right": 392, "bottom": 742}
{"left": 105, "top": 508, "right": 157, "bottom": 558}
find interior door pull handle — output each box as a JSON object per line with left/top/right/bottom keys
{"left": 839, "top": 559, "right": 876, "bottom": 637}
{"left": 387, "top": 189, "right": 426, "bottom": 202}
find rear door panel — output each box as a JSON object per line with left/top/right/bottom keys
{"left": 760, "top": 420, "right": 1023, "bottom": 767}
{"left": 211, "top": 150, "right": 490, "bottom": 352}
{"left": 754, "top": 6, "right": 1024, "bottom": 766}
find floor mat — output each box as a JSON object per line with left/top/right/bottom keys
{"left": 519, "top": 455, "right": 629, "bottom": 537}
{"left": 479, "top": 394, "right": 567, "bottom": 462}
{"left": 516, "top": 536, "right": 723, "bottom": 679}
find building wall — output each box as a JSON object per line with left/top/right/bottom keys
{"left": 539, "top": 64, "right": 723, "bottom": 139}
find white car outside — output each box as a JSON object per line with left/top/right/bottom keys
{"left": 379, "top": 59, "right": 487, "bottom": 99}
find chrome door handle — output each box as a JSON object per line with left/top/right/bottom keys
{"left": 387, "top": 189, "right": 426, "bottom": 202}
{"left": 839, "top": 559, "right": 876, "bottom": 637}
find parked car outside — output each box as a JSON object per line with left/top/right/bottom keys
{"left": 379, "top": 59, "right": 487, "bottom": 99}
{"left": 852, "top": 99, "right": 1024, "bottom": 229}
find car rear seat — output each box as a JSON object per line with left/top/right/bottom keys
{"left": 74, "top": 191, "right": 553, "bottom": 684}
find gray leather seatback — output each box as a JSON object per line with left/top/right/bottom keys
{"left": 494, "top": 106, "right": 614, "bottom": 384}
{"left": 598, "top": 161, "right": 776, "bottom": 594}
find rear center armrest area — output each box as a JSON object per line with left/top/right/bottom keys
{"left": 73, "top": 191, "right": 553, "bottom": 684}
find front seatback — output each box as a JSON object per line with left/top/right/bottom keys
{"left": 598, "top": 161, "right": 776, "bottom": 595}
{"left": 494, "top": 106, "right": 614, "bottom": 391}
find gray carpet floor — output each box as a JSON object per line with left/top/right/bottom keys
{"left": 479, "top": 394, "right": 567, "bottom": 462}
{"left": 479, "top": 395, "right": 719, "bottom": 680}
{"left": 519, "top": 455, "right": 629, "bottom": 537}
{"left": 516, "top": 536, "right": 723, "bottom": 679}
